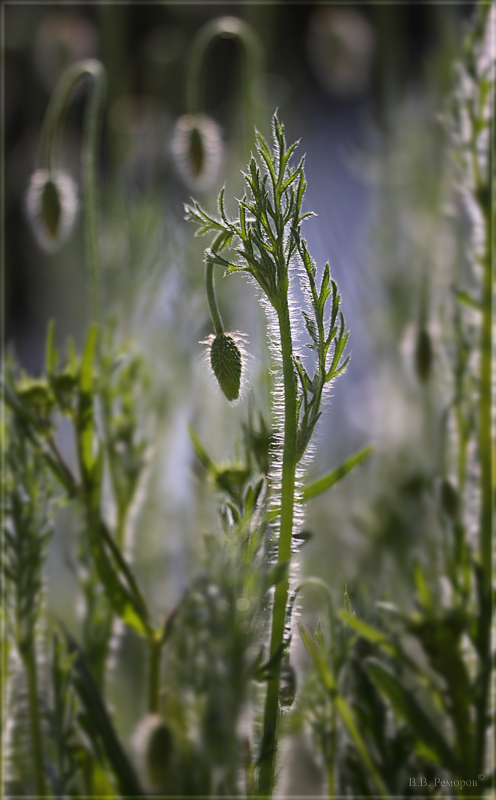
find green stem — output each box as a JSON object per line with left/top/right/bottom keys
{"left": 258, "top": 296, "right": 298, "bottom": 798}
{"left": 326, "top": 740, "right": 336, "bottom": 800}
{"left": 21, "top": 642, "right": 46, "bottom": 797}
{"left": 474, "top": 193, "right": 494, "bottom": 776}
{"left": 205, "top": 262, "right": 224, "bottom": 335}
{"left": 39, "top": 59, "right": 107, "bottom": 324}
{"left": 147, "top": 637, "right": 163, "bottom": 713}
{"left": 185, "top": 16, "right": 262, "bottom": 149}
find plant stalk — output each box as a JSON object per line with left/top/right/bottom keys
{"left": 147, "top": 637, "right": 163, "bottom": 713}
{"left": 21, "top": 641, "right": 46, "bottom": 797}
{"left": 258, "top": 296, "right": 298, "bottom": 797}
{"left": 474, "top": 189, "right": 494, "bottom": 777}
{"left": 39, "top": 59, "right": 106, "bottom": 324}
{"left": 185, "top": 16, "right": 262, "bottom": 152}
{"left": 205, "top": 262, "right": 224, "bottom": 335}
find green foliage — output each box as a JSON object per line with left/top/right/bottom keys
{"left": 186, "top": 116, "right": 349, "bottom": 462}
{"left": 3, "top": 7, "right": 494, "bottom": 799}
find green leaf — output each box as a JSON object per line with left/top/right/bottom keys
{"left": 64, "top": 630, "right": 144, "bottom": 797}
{"left": 80, "top": 323, "right": 98, "bottom": 394}
{"left": 455, "top": 289, "right": 481, "bottom": 311}
{"left": 339, "top": 609, "right": 395, "bottom": 651}
{"left": 298, "top": 624, "right": 387, "bottom": 798}
{"left": 334, "top": 695, "right": 388, "bottom": 798}
{"left": 264, "top": 561, "right": 289, "bottom": 593}
{"left": 78, "top": 324, "right": 98, "bottom": 478}
{"left": 413, "top": 561, "right": 432, "bottom": 611}
{"left": 365, "top": 659, "right": 459, "bottom": 773}
{"left": 85, "top": 450, "right": 151, "bottom": 636}
{"left": 298, "top": 623, "right": 335, "bottom": 691}
{"left": 303, "top": 446, "right": 373, "bottom": 501}
{"left": 188, "top": 425, "right": 215, "bottom": 474}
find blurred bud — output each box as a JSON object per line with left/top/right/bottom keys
{"left": 51, "top": 370, "right": 78, "bottom": 412}
{"left": 440, "top": 479, "right": 458, "bottom": 520}
{"left": 171, "top": 114, "right": 223, "bottom": 191}
{"left": 414, "top": 328, "right": 433, "bottom": 383}
{"left": 209, "top": 333, "right": 243, "bottom": 402}
{"left": 17, "top": 378, "right": 55, "bottom": 421}
{"left": 279, "top": 663, "right": 297, "bottom": 708}
{"left": 33, "top": 14, "right": 98, "bottom": 91}
{"left": 133, "top": 714, "right": 173, "bottom": 790}
{"left": 26, "top": 169, "right": 78, "bottom": 253}
{"left": 307, "top": 8, "right": 375, "bottom": 98}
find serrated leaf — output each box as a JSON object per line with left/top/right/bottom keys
{"left": 302, "top": 310, "right": 318, "bottom": 344}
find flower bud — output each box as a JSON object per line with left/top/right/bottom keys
{"left": 279, "top": 663, "right": 297, "bottom": 708}
{"left": 210, "top": 333, "right": 243, "bottom": 402}
{"left": 440, "top": 479, "right": 458, "bottom": 520}
{"left": 26, "top": 169, "right": 78, "bottom": 253}
{"left": 414, "top": 328, "right": 433, "bottom": 383}
{"left": 171, "top": 114, "right": 223, "bottom": 191}
{"left": 133, "top": 714, "right": 173, "bottom": 790}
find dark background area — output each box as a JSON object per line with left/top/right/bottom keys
{"left": 5, "top": 1, "right": 474, "bottom": 364}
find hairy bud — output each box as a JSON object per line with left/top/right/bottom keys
{"left": 440, "top": 479, "right": 458, "bottom": 520}
{"left": 26, "top": 169, "right": 78, "bottom": 253}
{"left": 414, "top": 328, "right": 433, "bottom": 383}
{"left": 210, "top": 333, "right": 243, "bottom": 402}
{"left": 172, "top": 114, "right": 223, "bottom": 191}
{"left": 133, "top": 714, "right": 173, "bottom": 790}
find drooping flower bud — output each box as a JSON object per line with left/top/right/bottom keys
{"left": 440, "top": 479, "right": 458, "bottom": 520}
{"left": 132, "top": 714, "right": 173, "bottom": 790}
{"left": 171, "top": 114, "right": 223, "bottom": 191}
{"left": 26, "top": 169, "right": 78, "bottom": 253}
{"left": 414, "top": 328, "right": 433, "bottom": 383}
{"left": 210, "top": 332, "right": 243, "bottom": 402}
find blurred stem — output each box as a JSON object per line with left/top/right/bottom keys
{"left": 205, "top": 262, "right": 224, "bottom": 335}
{"left": 474, "top": 179, "right": 493, "bottom": 775}
{"left": 185, "top": 16, "right": 262, "bottom": 149}
{"left": 21, "top": 641, "right": 45, "bottom": 797}
{"left": 39, "top": 59, "right": 107, "bottom": 324}
{"left": 326, "top": 755, "right": 335, "bottom": 800}
{"left": 258, "top": 295, "right": 298, "bottom": 798}
{"left": 147, "top": 637, "right": 163, "bottom": 713}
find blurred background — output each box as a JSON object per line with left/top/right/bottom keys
{"left": 4, "top": 2, "right": 479, "bottom": 787}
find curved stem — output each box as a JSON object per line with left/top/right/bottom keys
{"left": 39, "top": 59, "right": 107, "bottom": 324}
{"left": 185, "top": 16, "right": 262, "bottom": 148}
{"left": 205, "top": 262, "right": 224, "bottom": 335}
{"left": 258, "top": 295, "right": 298, "bottom": 797}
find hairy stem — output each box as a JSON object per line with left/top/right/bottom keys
{"left": 258, "top": 296, "right": 298, "bottom": 797}
{"left": 205, "top": 262, "right": 224, "bottom": 335}
{"left": 21, "top": 642, "right": 46, "bottom": 797}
